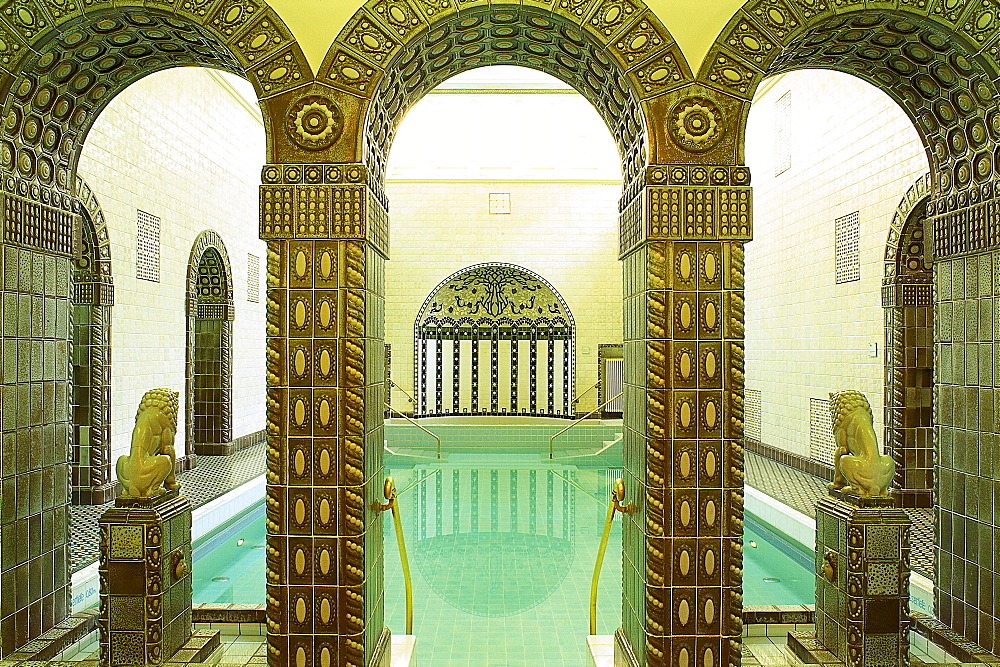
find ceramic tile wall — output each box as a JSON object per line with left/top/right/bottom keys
{"left": 744, "top": 70, "right": 928, "bottom": 459}
{"left": 384, "top": 181, "right": 622, "bottom": 416}
{"left": 0, "top": 247, "right": 73, "bottom": 652}
{"left": 76, "top": 68, "right": 266, "bottom": 462}
{"left": 934, "top": 249, "right": 1000, "bottom": 653}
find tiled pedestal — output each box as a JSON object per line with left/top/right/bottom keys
{"left": 808, "top": 492, "right": 911, "bottom": 667}
{"left": 99, "top": 492, "right": 193, "bottom": 665}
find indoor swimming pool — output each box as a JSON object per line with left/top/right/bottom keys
{"left": 190, "top": 430, "right": 813, "bottom": 665}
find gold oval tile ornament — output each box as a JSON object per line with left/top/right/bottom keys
{"left": 679, "top": 301, "right": 693, "bottom": 330}
{"left": 294, "top": 300, "right": 307, "bottom": 328}
{"left": 319, "top": 449, "right": 331, "bottom": 476}
{"left": 678, "top": 599, "right": 690, "bottom": 626}
{"left": 679, "top": 451, "right": 691, "bottom": 478}
{"left": 705, "top": 598, "right": 715, "bottom": 625}
{"left": 630, "top": 34, "right": 648, "bottom": 50}
{"left": 679, "top": 252, "right": 693, "bottom": 281}
{"left": 704, "top": 350, "right": 717, "bottom": 378}
{"left": 680, "top": 500, "right": 691, "bottom": 526}
{"left": 319, "top": 251, "right": 333, "bottom": 280}
{"left": 318, "top": 399, "right": 331, "bottom": 427}
{"left": 318, "top": 300, "right": 332, "bottom": 329}
{"left": 706, "top": 499, "right": 717, "bottom": 527}
{"left": 679, "top": 549, "right": 690, "bottom": 576}
{"left": 294, "top": 399, "right": 306, "bottom": 427}
{"left": 293, "top": 349, "right": 306, "bottom": 377}
{"left": 318, "top": 349, "right": 332, "bottom": 377}
{"left": 320, "top": 599, "right": 332, "bottom": 624}
{"left": 389, "top": 5, "right": 407, "bottom": 22}
{"left": 319, "top": 498, "right": 331, "bottom": 525}
{"left": 679, "top": 401, "right": 692, "bottom": 429}
{"left": 705, "top": 401, "right": 718, "bottom": 430}
{"left": 294, "top": 250, "right": 307, "bottom": 278}
{"left": 294, "top": 449, "right": 305, "bottom": 476}
{"left": 705, "top": 451, "right": 717, "bottom": 478}
{"left": 704, "top": 301, "right": 718, "bottom": 330}
{"left": 679, "top": 351, "right": 692, "bottom": 380}
{"left": 319, "top": 549, "right": 331, "bottom": 575}
{"left": 295, "top": 597, "right": 306, "bottom": 623}
{"left": 703, "top": 252, "right": 718, "bottom": 282}
{"left": 295, "top": 646, "right": 306, "bottom": 667}
{"left": 603, "top": 5, "right": 621, "bottom": 22}
{"left": 294, "top": 498, "right": 306, "bottom": 525}
{"left": 320, "top": 647, "right": 331, "bottom": 667}
{"left": 679, "top": 648, "right": 690, "bottom": 667}
{"left": 704, "top": 648, "right": 714, "bottom": 667}
{"left": 295, "top": 548, "right": 305, "bottom": 575}
{"left": 705, "top": 548, "right": 716, "bottom": 576}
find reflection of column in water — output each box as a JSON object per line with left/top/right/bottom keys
{"left": 470, "top": 470, "right": 479, "bottom": 533}
{"left": 490, "top": 471, "right": 499, "bottom": 532}
{"left": 510, "top": 470, "right": 518, "bottom": 533}
{"left": 452, "top": 470, "right": 460, "bottom": 536}
{"left": 434, "top": 469, "right": 442, "bottom": 537}
{"left": 529, "top": 470, "right": 537, "bottom": 534}
{"left": 546, "top": 471, "right": 554, "bottom": 536}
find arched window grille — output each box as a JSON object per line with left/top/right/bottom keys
{"left": 414, "top": 264, "right": 575, "bottom": 417}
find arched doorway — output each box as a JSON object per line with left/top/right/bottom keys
{"left": 883, "top": 173, "right": 934, "bottom": 509}
{"left": 186, "top": 231, "right": 235, "bottom": 455}
{"left": 414, "top": 263, "right": 576, "bottom": 418}
{"left": 70, "top": 176, "right": 115, "bottom": 505}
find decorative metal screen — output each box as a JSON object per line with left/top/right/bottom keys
{"left": 744, "top": 388, "right": 762, "bottom": 441}
{"left": 136, "top": 210, "right": 160, "bottom": 282}
{"left": 774, "top": 91, "right": 791, "bottom": 176}
{"left": 415, "top": 263, "right": 575, "bottom": 418}
{"left": 835, "top": 211, "right": 861, "bottom": 284}
{"left": 809, "top": 397, "right": 835, "bottom": 464}
{"left": 247, "top": 253, "right": 260, "bottom": 303}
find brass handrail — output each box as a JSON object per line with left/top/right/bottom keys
{"left": 380, "top": 478, "right": 413, "bottom": 634}
{"left": 590, "top": 478, "right": 626, "bottom": 635}
{"left": 387, "top": 379, "right": 419, "bottom": 407}
{"left": 570, "top": 381, "right": 600, "bottom": 406}
{"left": 385, "top": 398, "right": 441, "bottom": 460}
{"left": 548, "top": 391, "right": 623, "bottom": 459}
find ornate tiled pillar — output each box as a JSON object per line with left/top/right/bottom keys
{"left": 617, "top": 165, "right": 751, "bottom": 667}
{"left": 260, "top": 163, "right": 390, "bottom": 667}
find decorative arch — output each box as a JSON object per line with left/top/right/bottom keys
{"left": 883, "top": 173, "right": 934, "bottom": 509}
{"left": 186, "top": 230, "right": 235, "bottom": 456}
{"left": 705, "top": 5, "right": 1000, "bottom": 255}
{"left": 70, "top": 175, "right": 115, "bottom": 504}
{"left": 414, "top": 263, "right": 576, "bottom": 418}
{"left": 319, "top": 0, "right": 694, "bottom": 191}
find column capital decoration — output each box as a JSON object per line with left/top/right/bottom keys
{"left": 259, "top": 163, "right": 388, "bottom": 256}
{"left": 620, "top": 165, "right": 753, "bottom": 257}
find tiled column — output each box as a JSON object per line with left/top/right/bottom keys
{"left": 260, "top": 163, "right": 389, "bottom": 667}
{"left": 617, "top": 165, "right": 751, "bottom": 667}
{"left": 0, "top": 194, "right": 77, "bottom": 656}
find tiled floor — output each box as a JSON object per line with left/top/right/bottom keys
{"left": 745, "top": 451, "right": 935, "bottom": 580}
{"left": 69, "top": 443, "right": 266, "bottom": 571}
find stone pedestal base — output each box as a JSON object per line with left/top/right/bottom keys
{"left": 99, "top": 492, "right": 193, "bottom": 666}
{"left": 813, "top": 492, "right": 910, "bottom": 667}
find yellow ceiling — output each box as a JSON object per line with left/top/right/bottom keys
{"left": 268, "top": 0, "right": 749, "bottom": 77}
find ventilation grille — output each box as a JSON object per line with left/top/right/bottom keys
{"left": 247, "top": 253, "right": 260, "bottom": 303}
{"left": 774, "top": 91, "right": 791, "bottom": 176}
{"left": 136, "top": 210, "right": 160, "bottom": 282}
{"left": 835, "top": 211, "right": 861, "bottom": 284}
{"left": 745, "top": 388, "right": 762, "bottom": 441}
{"left": 809, "top": 397, "right": 835, "bottom": 465}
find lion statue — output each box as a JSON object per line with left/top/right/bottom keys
{"left": 827, "top": 390, "right": 894, "bottom": 498}
{"left": 116, "top": 388, "right": 181, "bottom": 498}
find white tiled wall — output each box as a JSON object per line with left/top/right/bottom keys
{"left": 77, "top": 68, "right": 266, "bottom": 461}
{"left": 744, "top": 70, "right": 928, "bottom": 457}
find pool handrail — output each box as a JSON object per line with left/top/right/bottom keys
{"left": 570, "top": 380, "right": 600, "bottom": 407}
{"left": 380, "top": 477, "right": 414, "bottom": 635}
{"left": 384, "top": 387, "right": 441, "bottom": 459}
{"left": 548, "top": 392, "right": 623, "bottom": 459}
{"left": 590, "top": 478, "right": 626, "bottom": 635}
{"left": 387, "top": 378, "right": 418, "bottom": 407}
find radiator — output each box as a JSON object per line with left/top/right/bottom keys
{"left": 604, "top": 358, "right": 623, "bottom": 413}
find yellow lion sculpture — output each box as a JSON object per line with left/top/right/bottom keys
{"left": 827, "top": 390, "right": 894, "bottom": 498}
{"left": 116, "top": 388, "right": 181, "bottom": 498}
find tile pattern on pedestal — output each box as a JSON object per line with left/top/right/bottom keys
{"left": 814, "top": 495, "right": 910, "bottom": 667}
{"left": 99, "top": 493, "right": 193, "bottom": 665}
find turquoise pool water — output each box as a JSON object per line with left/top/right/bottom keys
{"left": 191, "top": 452, "right": 812, "bottom": 664}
